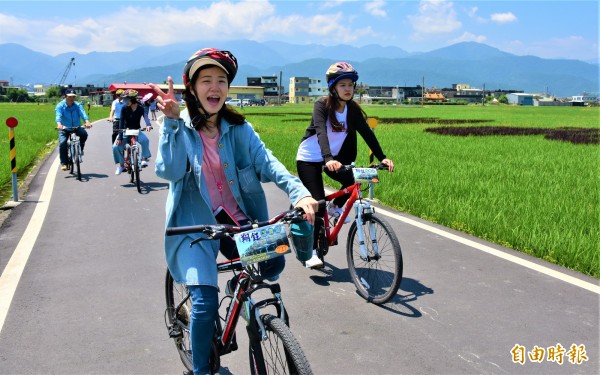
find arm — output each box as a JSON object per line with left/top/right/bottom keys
{"left": 312, "top": 100, "right": 335, "bottom": 163}
{"left": 354, "top": 113, "right": 394, "bottom": 172}
{"left": 78, "top": 103, "right": 92, "bottom": 128}
{"left": 245, "top": 124, "right": 316, "bottom": 212}
{"left": 109, "top": 101, "right": 116, "bottom": 122}
{"left": 55, "top": 102, "right": 64, "bottom": 129}
{"left": 151, "top": 77, "right": 187, "bottom": 182}
{"left": 155, "top": 117, "right": 188, "bottom": 182}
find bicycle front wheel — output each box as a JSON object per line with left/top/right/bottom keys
{"left": 346, "top": 213, "right": 403, "bottom": 304}
{"left": 164, "top": 270, "right": 193, "bottom": 371}
{"left": 132, "top": 146, "right": 141, "bottom": 193}
{"left": 74, "top": 143, "right": 81, "bottom": 181}
{"left": 249, "top": 314, "right": 312, "bottom": 375}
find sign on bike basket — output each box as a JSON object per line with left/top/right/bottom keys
{"left": 352, "top": 167, "right": 379, "bottom": 183}
{"left": 125, "top": 129, "right": 139, "bottom": 136}
{"left": 234, "top": 223, "right": 290, "bottom": 266}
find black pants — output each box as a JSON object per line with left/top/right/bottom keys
{"left": 296, "top": 160, "right": 355, "bottom": 246}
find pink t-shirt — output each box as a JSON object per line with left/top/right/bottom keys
{"left": 199, "top": 130, "right": 247, "bottom": 223}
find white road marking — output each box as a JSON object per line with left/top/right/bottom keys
{"left": 0, "top": 157, "right": 59, "bottom": 333}
{"left": 376, "top": 207, "right": 600, "bottom": 295}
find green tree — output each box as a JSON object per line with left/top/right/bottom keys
{"left": 45, "top": 86, "right": 62, "bottom": 98}
{"left": 6, "top": 88, "right": 31, "bottom": 103}
{"left": 498, "top": 94, "right": 508, "bottom": 104}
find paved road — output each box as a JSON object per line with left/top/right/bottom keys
{"left": 0, "top": 118, "right": 598, "bottom": 374}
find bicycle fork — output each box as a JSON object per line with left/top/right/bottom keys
{"left": 354, "top": 201, "right": 381, "bottom": 261}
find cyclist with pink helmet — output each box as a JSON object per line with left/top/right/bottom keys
{"left": 150, "top": 48, "right": 318, "bottom": 374}
{"left": 296, "top": 61, "right": 395, "bottom": 268}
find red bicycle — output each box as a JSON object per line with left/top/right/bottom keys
{"left": 314, "top": 163, "right": 403, "bottom": 304}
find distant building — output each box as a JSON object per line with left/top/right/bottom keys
{"left": 507, "top": 93, "right": 535, "bottom": 105}
{"left": 247, "top": 76, "right": 280, "bottom": 100}
{"left": 288, "top": 76, "right": 326, "bottom": 104}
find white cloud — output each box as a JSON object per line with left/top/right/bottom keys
{"left": 449, "top": 32, "right": 487, "bottom": 45}
{"left": 408, "top": 0, "right": 462, "bottom": 39}
{"left": 365, "top": 1, "right": 387, "bottom": 17}
{"left": 490, "top": 12, "right": 517, "bottom": 24}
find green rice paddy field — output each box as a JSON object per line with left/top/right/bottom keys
{"left": 1, "top": 103, "right": 599, "bottom": 278}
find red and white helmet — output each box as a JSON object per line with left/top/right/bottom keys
{"left": 182, "top": 48, "right": 238, "bottom": 86}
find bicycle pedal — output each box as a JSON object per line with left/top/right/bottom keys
{"left": 168, "top": 326, "right": 183, "bottom": 339}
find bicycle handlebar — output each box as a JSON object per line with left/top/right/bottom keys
{"left": 165, "top": 207, "right": 308, "bottom": 239}
{"left": 324, "top": 162, "right": 393, "bottom": 173}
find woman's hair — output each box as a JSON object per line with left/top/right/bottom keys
{"left": 324, "top": 91, "right": 367, "bottom": 132}
{"left": 183, "top": 82, "right": 245, "bottom": 130}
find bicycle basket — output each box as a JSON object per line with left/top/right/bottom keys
{"left": 353, "top": 167, "right": 379, "bottom": 183}
{"left": 234, "top": 223, "right": 291, "bottom": 266}
{"left": 288, "top": 221, "right": 314, "bottom": 262}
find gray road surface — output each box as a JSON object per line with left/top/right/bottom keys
{"left": 0, "top": 117, "right": 598, "bottom": 375}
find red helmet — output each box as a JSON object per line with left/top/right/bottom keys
{"left": 326, "top": 62, "right": 358, "bottom": 88}
{"left": 182, "top": 48, "right": 238, "bottom": 86}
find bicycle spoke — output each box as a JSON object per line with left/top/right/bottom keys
{"left": 347, "top": 214, "right": 403, "bottom": 304}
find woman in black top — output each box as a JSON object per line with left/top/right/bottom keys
{"left": 296, "top": 62, "right": 394, "bottom": 268}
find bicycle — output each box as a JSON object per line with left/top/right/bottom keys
{"left": 57, "top": 126, "right": 84, "bottom": 181}
{"left": 117, "top": 128, "right": 144, "bottom": 193}
{"left": 164, "top": 207, "right": 313, "bottom": 375}
{"left": 314, "top": 163, "right": 403, "bottom": 304}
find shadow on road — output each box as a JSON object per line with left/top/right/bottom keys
{"left": 63, "top": 173, "right": 109, "bottom": 182}
{"left": 309, "top": 263, "right": 434, "bottom": 318}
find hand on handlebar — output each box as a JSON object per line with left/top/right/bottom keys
{"left": 293, "top": 196, "right": 319, "bottom": 225}
{"left": 325, "top": 160, "right": 342, "bottom": 172}
{"left": 381, "top": 158, "right": 394, "bottom": 172}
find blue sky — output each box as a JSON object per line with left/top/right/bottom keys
{"left": 0, "top": 0, "right": 598, "bottom": 62}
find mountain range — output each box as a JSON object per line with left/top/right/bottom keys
{"left": 0, "top": 40, "right": 597, "bottom": 97}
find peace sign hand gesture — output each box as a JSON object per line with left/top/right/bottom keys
{"left": 149, "top": 76, "right": 181, "bottom": 120}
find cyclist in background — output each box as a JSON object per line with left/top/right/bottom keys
{"left": 150, "top": 48, "right": 318, "bottom": 375}
{"left": 108, "top": 88, "right": 125, "bottom": 144}
{"left": 296, "top": 62, "right": 394, "bottom": 268}
{"left": 55, "top": 88, "right": 92, "bottom": 171}
{"left": 112, "top": 89, "right": 153, "bottom": 175}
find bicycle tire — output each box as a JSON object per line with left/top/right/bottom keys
{"left": 132, "top": 146, "right": 141, "bottom": 193}
{"left": 164, "top": 270, "right": 193, "bottom": 371}
{"left": 74, "top": 143, "right": 81, "bottom": 181}
{"left": 346, "top": 213, "right": 403, "bottom": 304}
{"left": 315, "top": 217, "right": 329, "bottom": 260}
{"left": 68, "top": 142, "right": 74, "bottom": 174}
{"left": 249, "top": 314, "right": 312, "bottom": 375}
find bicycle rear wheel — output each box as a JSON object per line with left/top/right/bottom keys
{"left": 249, "top": 314, "right": 312, "bottom": 375}
{"left": 164, "top": 270, "right": 193, "bottom": 371}
{"left": 132, "top": 147, "right": 141, "bottom": 193}
{"left": 346, "top": 213, "right": 403, "bottom": 304}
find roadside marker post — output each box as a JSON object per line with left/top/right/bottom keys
{"left": 6, "top": 117, "right": 19, "bottom": 202}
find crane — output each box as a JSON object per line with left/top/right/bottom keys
{"left": 58, "top": 57, "right": 75, "bottom": 86}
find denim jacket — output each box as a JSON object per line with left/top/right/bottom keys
{"left": 155, "top": 109, "right": 311, "bottom": 287}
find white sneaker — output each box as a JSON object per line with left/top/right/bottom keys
{"left": 115, "top": 165, "right": 124, "bottom": 175}
{"left": 141, "top": 159, "right": 148, "bottom": 168}
{"left": 305, "top": 250, "right": 324, "bottom": 269}
{"left": 328, "top": 204, "right": 351, "bottom": 223}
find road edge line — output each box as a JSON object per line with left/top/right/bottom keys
{"left": 0, "top": 156, "right": 59, "bottom": 333}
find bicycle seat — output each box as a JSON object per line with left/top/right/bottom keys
{"left": 125, "top": 129, "right": 140, "bottom": 136}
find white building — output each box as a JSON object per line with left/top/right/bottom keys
{"left": 289, "top": 77, "right": 326, "bottom": 104}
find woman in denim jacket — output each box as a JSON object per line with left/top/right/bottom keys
{"left": 151, "top": 48, "right": 318, "bottom": 375}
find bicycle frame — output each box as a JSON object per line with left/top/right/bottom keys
{"left": 217, "top": 261, "right": 289, "bottom": 352}
{"left": 324, "top": 181, "right": 379, "bottom": 260}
